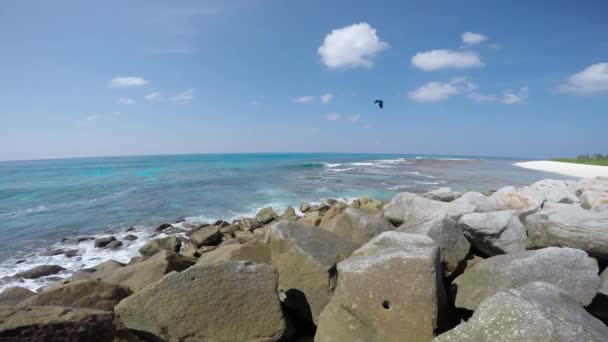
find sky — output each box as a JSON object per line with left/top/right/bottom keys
{"left": 1, "top": 0, "right": 607, "bottom": 161}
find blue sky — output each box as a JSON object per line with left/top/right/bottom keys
{"left": 1, "top": 0, "right": 607, "bottom": 161}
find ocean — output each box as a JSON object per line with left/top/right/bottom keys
{"left": 0, "top": 153, "right": 570, "bottom": 291}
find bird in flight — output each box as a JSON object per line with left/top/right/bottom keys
{"left": 374, "top": 100, "right": 384, "bottom": 109}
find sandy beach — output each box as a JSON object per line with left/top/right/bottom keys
{"left": 515, "top": 160, "right": 608, "bottom": 179}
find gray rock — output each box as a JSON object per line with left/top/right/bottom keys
{"left": 383, "top": 192, "right": 476, "bottom": 225}
{"left": 234, "top": 217, "right": 262, "bottom": 231}
{"left": 321, "top": 208, "right": 395, "bottom": 247}
{"left": 315, "top": 232, "right": 446, "bottom": 342}
{"left": 526, "top": 202, "right": 608, "bottom": 259}
{"left": 15, "top": 265, "right": 65, "bottom": 279}
{"left": 267, "top": 221, "right": 357, "bottom": 324}
{"left": 93, "top": 260, "right": 125, "bottom": 272}
{"left": 154, "top": 223, "right": 172, "bottom": 232}
{"left": 280, "top": 207, "right": 299, "bottom": 222}
{"left": 587, "top": 268, "right": 608, "bottom": 323}
{"left": 435, "top": 282, "right": 608, "bottom": 342}
{"left": 454, "top": 187, "right": 542, "bottom": 216}
{"left": 189, "top": 225, "right": 223, "bottom": 247}
{"left": 0, "top": 287, "right": 36, "bottom": 306}
{"left": 521, "top": 179, "right": 579, "bottom": 204}
{"left": 458, "top": 210, "right": 527, "bottom": 256}
{"left": 197, "top": 239, "right": 270, "bottom": 265}
{"left": 453, "top": 247, "right": 600, "bottom": 310}
{"left": 256, "top": 207, "right": 279, "bottom": 224}
{"left": 105, "top": 240, "right": 123, "bottom": 249}
{"left": 423, "top": 187, "right": 456, "bottom": 202}
{"left": 115, "top": 261, "right": 287, "bottom": 341}
{"left": 138, "top": 236, "right": 181, "bottom": 257}
{"left": 398, "top": 212, "right": 470, "bottom": 277}
{"left": 94, "top": 236, "right": 117, "bottom": 248}
{"left": 581, "top": 190, "right": 608, "bottom": 209}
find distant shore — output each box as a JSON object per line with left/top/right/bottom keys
{"left": 515, "top": 160, "right": 608, "bottom": 179}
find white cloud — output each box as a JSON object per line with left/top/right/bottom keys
{"left": 294, "top": 96, "right": 315, "bottom": 104}
{"left": 118, "top": 97, "right": 136, "bottom": 105}
{"left": 85, "top": 115, "right": 99, "bottom": 121}
{"left": 558, "top": 63, "right": 608, "bottom": 95}
{"left": 145, "top": 92, "right": 161, "bottom": 101}
{"left": 318, "top": 22, "right": 388, "bottom": 69}
{"left": 411, "top": 49, "right": 484, "bottom": 71}
{"left": 171, "top": 88, "right": 195, "bottom": 104}
{"left": 409, "top": 78, "right": 476, "bottom": 102}
{"left": 461, "top": 32, "right": 487, "bottom": 46}
{"left": 108, "top": 76, "right": 149, "bottom": 88}
{"left": 326, "top": 112, "right": 341, "bottom": 121}
{"left": 347, "top": 113, "right": 361, "bottom": 123}
{"left": 320, "top": 93, "right": 334, "bottom": 104}
{"left": 502, "top": 87, "right": 528, "bottom": 104}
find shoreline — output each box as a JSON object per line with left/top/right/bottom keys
{"left": 515, "top": 160, "right": 608, "bottom": 179}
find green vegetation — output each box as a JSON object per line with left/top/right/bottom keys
{"left": 552, "top": 154, "right": 608, "bottom": 166}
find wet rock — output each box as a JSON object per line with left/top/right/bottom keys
{"left": 39, "top": 248, "right": 66, "bottom": 257}
{"left": 321, "top": 208, "right": 394, "bottom": 247}
{"left": 105, "top": 240, "right": 123, "bottom": 249}
{"left": 256, "top": 207, "right": 279, "bottom": 224}
{"left": 77, "top": 236, "right": 94, "bottom": 242}
{"left": 124, "top": 234, "right": 138, "bottom": 241}
{"left": 458, "top": 210, "right": 527, "bottom": 256}
{"left": 94, "top": 236, "right": 117, "bottom": 248}
{"left": 453, "top": 247, "right": 600, "bottom": 310}
{"left": 15, "top": 265, "right": 65, "bottom": 279}
{"left": 0, "top": 287, "right": 36, "bottom": 306}
{"left": 115, "top": 261, "right": 287, "bottom": 341}
{"left": 138, "top": 236, "right": 181, "bottom": 257}
{"left": 154, "top": 223, "right": 172, "bottom": 232}
{"left": 435, "top": 282, "right": 608, "bottom": 342}
{"left": 64, "top": 249, "right": 79, "bottom": 258}
{"left": 0, "top": 306, "right": 115, "bottom": 342}
{"left": 316, "top": 232, "right": 446, "bottom": 342}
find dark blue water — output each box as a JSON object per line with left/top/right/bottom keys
{"left": 0, "top": 153, "right": 565, "bottom": 290}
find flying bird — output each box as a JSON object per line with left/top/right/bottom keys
{"left": 374, "top": 100, "right": 384, "bottom": 109}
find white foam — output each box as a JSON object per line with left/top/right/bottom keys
{"left": 330, "top": 168, "right": 355, "bottom": 172}
{"left": 350, "top": 162, "right": 374, "bottom": 166}
{"left": 322, "top": 163, "right": 342, "bottom": 168}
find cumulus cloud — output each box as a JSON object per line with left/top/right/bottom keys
{"left": 467, "top": 87, "right": 529, "bottom": 104}
{"left": 145, "top": 92, "right": 161, "bottom": 101}
{"left": 108, "top": 76, "right": 149, "bottom": 88}
{"left": 318, "top": 22, "right": 388, "bottom": 69}
{"left": 461, "top": 32, "right": 488, "bottom": 46}
{"left": 171, "top": 88, "right": 195, "bottom": 104}
{"left": 411, "top": 50, "right": 484, "bottom": 71}
{"left": 294, "top": 96, "right": 315, "bottom": 104}
{"left": 320, "top": 93, "right": 334, "bottom": 104}
{"left": 326, "top": 112, "right": 341, "bottom": 121}
{"left": 118, "top": 97, "right": 136, "bottom": 105}
{"left": 409, "top": 78, "right": 476, "bottom": 102}
{"left": 558, "top": 63, "right": 608, "bottom": 95}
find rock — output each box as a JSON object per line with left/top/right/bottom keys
{"left": 197, "top": 246, "right": 217, "bottom": 254}
{"left": 219, "top": 238, "right": 240, "bottom": 246}
{"left": 234, "top": 230, "right": 255, "bottom": 243}
{"left": 19, "top": 279, "right": 131, "bottom": 311}
{"left": 453, "top": 187, "right": 543, "bottom": 216}
{"left": 64, "top": 249, "right": 79, "bottom": 258}
{"left": 77, "top": 236, "right": 94, "bottom": 242}
{"left": 39, "top": 248, "right": 66, "bottom": 256}
{"left": 88, "top": 250, "right": 195, "bottom": 292}
{"left": 94, "top": 260, "right": 125, "bottom": 272}
{"left": 106, "top": 240, "right": 123, "bottom": 249}
{"left": 318, "top": 202, "right": 347, "bottom": 227}
{"left": 311, "top": 203, "right": 331, "bottom": 214}
{"left": 94, "top": 236, "right": 117, "bottom": 248}
{"left": 253, "top": 226, "right": 269, "bottom": 236}
{"left": 581, "top": 190, "right": 608, "bottom": 209}
{"left": 154, "top": 223, "right": 172, "bottom": 232}
{"left": 457, "top": 211, "right": 527, "bottom": 256}
{"left": 280, "top": 207, "right": 299, "bottom": 222}
{"left": 219, "top": 224, "right": 239, "bottom": 234}
{"left": 423, "top": 187, "right": 456, "bottom": 202}
{"left": 267, "top": 221, "right": 357, "bottom": 324}
{"left": 178, "top": 244, "right": 199, "bottom": 258}
{"left": 214, "top": 220, "right": 230, "bottom": 227}
{"left": 115, "top": 261, "right": 287, "bottom": 341}
{"left": 236, "top": 217, "right": 262, "bottom": 231}
{"left": 124, "top": 234, "right": 137, "bottom": 241}
{"left": 383, "top": 192, "right": 476, "bottom": 225}
{"left": 452, "top": 191, "right": 496, "bottom": 212}
{"left": 298, "top": 211, "right": 322, "bottom": 226}
{"left": 189, "top": 225, "right": 223, "bottom": 247}
{"left": 521, "top": 179, "right": 579, "bottom": 204}
{"left": 0, "top": 287, "right": 36, "bottom": 306}
{"left": 359, "top": 201, "right": 383, "bottom": 215}
{"left": 588, "top": 268, "right": 608, "bottom": 323}
{"left": 197, "top": 239, "right": 270, "bottom": 265}
{"left": 398, "top": 212, "right": 470, "bottom": 277}
{"left": 321, "top": 208, "right": 395, "bottom": 247}
{"left": 300, "top": 203, "right": 311, "bottom": 213}
{"left": 315, "top": 232, "right": 446, "bottom": 342}
{"left": 525, "top": 203, "right": 608, "bottom": 259}
{"left": 434, "top": 282, "right": 608, "bottom": 342}
{"left": 0, "top": 306, "right": 115, "bottom": 342}
{"left": 453, "top": 247, "right": 600, "bottom": 310}
{"left": 138, "top": 236, "right": 181, "bottom": 257}
{"left": 256, "top": 207, "right": 279, "bottom": 224}
{"left": 15, "top": 265, "right": 65, "bottom": 279}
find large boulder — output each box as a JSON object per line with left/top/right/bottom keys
{"left": 94, "top": 236, "right": 117, "bottom": 248}
{"left": 138, "top": 236, "right": 181, "bottom": 257}
{"left": 398, "top": 212, "right": 470, "bottom": 277}
{"left": 19, "top": 279, "right": 131, "bottom": 311}
{"left": 234, "top": 217, "right": 262, "bottom": 231}
{"left": 86, "top": 250, "right": 195, "bottom": 292}
{"left": 582, "top": 190, "right": 608, "bottom": 209}
{"left": 197, "top": 239, "right": 270, "bottom": 265}
{"left": 93, "top": 260, "right": 125, "bottom": 272}
{"left": 189, "top": 225, "right": 223, "bottom": 247}
{"left": 457, "top": 211, "right": 527, "bottom": 256}
{"left": 520, "top": 179, "right": 579, "bottom": 204}
{"left": 15, "top": 265, "right": 65, "bottom": 279}
{"left": 318, "top": 202, "right": 347, "bottom": 227}
{"left": 0, "top": 287, "right": 35, "bottom": 306}
{"left": 256, "top": 207, "right": 279, "bottom": 224}
{"left": 525, "top": 203, "right": 608, "bottom": 259}
{"left": 423, "top": 187, "right": 456, "bottom": 202}
{"left": 452, "top": 192, "right": 496, "bottom": 213}
{"left": 588, "top": 268, "right": 608, "bottom": 323}
{"left": 115, "top": 261, "right": 287, "bottom": 341}
{"left": 280, "top": 207, "right": 298, "bottom": 222}
{"left": 267, "top": 221, "right": 357, "bottom": 324}
{"left": 453, "top": 247, "right": 600, "bottom": 310}
{"left": 0, "top": 306, "right": 115, "bottom": 341}
{"left": 321, "top": 208, "right": 395, "bottom": 247}
{"left": 383, "top": 192, "right": 475, "bottom": 225}
{"left": 453, "top": 187, "right": 543, "bottom": 216}
{"left": 435, "top": 282, "right": 608, "bottom": 342}
{"left": 315, "top": 232, "right": 446, "bottom": 342}
{"left": 298, "top": 211, "right": 322, "bottom": 226}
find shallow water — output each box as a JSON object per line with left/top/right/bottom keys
{"left": 0, "top": 153, "right": 572, "bottom": 290}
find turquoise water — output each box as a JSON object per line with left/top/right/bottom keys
{"left": 0, "top": 153, "right": 566, "bottom": 290}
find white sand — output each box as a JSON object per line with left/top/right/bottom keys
{"left": 515, "top": 161, "right": 608, "bottom": 179}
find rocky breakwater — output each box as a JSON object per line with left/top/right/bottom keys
{"left": 1, "top": 178, "right": 607, "bottom": 341}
